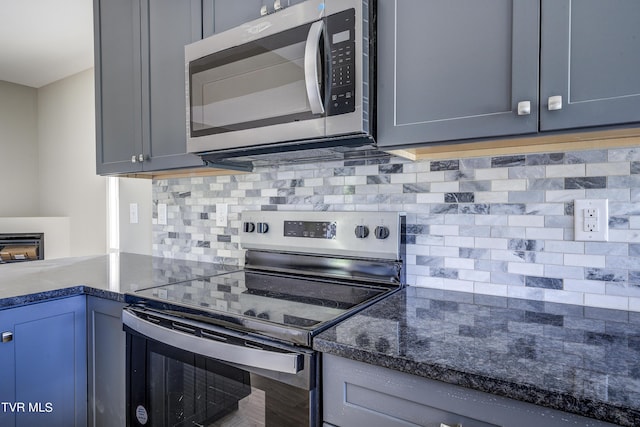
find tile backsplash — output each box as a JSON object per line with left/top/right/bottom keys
{"left": 153, "top": 145, "right": 640, "bottom": 311}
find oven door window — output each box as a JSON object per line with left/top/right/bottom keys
{"left": 188, "top": 21, "right": 326, "bottom": 138}
{"left": 129, "top": 336, "right": 311, "bottom": 427}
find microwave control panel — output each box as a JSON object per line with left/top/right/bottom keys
{"left": 327, "top": 8, "right": 356, "bottom": 116}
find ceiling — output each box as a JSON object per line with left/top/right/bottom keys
{"left": 0, "top": 0, "right": 94, "bottom": 88}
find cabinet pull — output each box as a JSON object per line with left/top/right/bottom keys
{"left": 260, "top": 5, "right": 268, "bottom": 16}
{"left": 2, "top": 331, "right": 13, "bottom": 343}
{"left": 131, "top": 155, "right": 138, "bottom": 163}
{"left": 548, "top": 95, "right": 563, "bottom": 111}
{"left": 517, "top": 101, "right": 531, "bottom": 115}
{"left": 440, "top": 424, "right": 462, "bottom": 427}
{"left": 138, "top": 154, "right": 145, "bottom": 163}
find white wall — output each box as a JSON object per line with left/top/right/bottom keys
{"left": 0, "top": 81, "right": 39, "bottom": 216}
{"left": 1, "top": 70, "right": 154, "bottom": 258}
{"left": 118, "top": 177, "right": 152, "bottom": 255}
{"left": 37, "top": 69, "right": 108, "bottom": 256}
{"left": 0, "top": 217, "right": 70, "bottom": 259}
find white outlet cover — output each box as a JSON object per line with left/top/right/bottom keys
{"left": 157, "top": 203, "right": 167, "bottom": 225}
{"left": 216, "top": 203, "right": 228, "bottom": 227}
{"left": 129, "top": 203, "right": 139, "bottom": 224}
{"left": 574, "top": 199, "right": 608, "bottom": 242}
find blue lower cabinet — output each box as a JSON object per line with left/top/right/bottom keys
{"left": 0, "top": 296, "right": 87, "bottom": 427}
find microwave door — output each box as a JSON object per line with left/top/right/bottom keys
{"left": 187, "top": 21, "right": 327, "bottom": 153}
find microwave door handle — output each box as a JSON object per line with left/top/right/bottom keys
{"left": 123, "top": 309, "right": 302, "bottom": 374}
{"left": 304, "top": 20, "right": 325, "bottom": 115}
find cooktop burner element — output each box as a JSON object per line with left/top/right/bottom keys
{"left": 127, "top": 211, "right": 406, "bottom": 346}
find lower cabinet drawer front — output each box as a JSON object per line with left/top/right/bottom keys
{"left": 343, "top": 381, "right": 496, "bottom": 427}
{"left": 322, "top": 354, "right": 617, "bottom": 427}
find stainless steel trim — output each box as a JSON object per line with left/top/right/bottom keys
{"left": 241, "top": 210, "right": 405, "bottom": 260}
{"left": 185, "top": 0, "right": 373, "bottom": 158}
{"left": 122, "top": 309, "right": 303, "bottom": 374}
{"left": 304, "top": 20, "right": 325, "bottom": 115}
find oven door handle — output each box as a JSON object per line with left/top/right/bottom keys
{"left": 122, "top": 309, "right": 303, "bottom": 374}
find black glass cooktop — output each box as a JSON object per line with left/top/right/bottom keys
{"left": 127, "top": 270, "right": 393, "bottom": 346}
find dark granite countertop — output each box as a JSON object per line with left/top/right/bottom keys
{"left": 0, "top": 252, "right": 234, "bottom": 308}
{"left": 314, "top": 286, "right": 640, "bottom": 427}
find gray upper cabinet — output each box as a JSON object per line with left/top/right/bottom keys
{"left": 202, "top": 0, "right": 307, "bottom": 37}
{"left": 377, "top": 0, "right": 540, "bottom": 147}
{"left": 540, "top": 0, "right": 640, "bottom": 131}
{"left": 94, "top": 0, "right": 203, "bottom": 175}
{"left": 140, "top": 0, "right": 204, "bottom": 171}
{"left": 94, "top": 0, "right": 142, "bottom": 174}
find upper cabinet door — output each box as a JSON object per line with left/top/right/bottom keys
{"left": 202, "top": 0, "right": 265, "bottom": 37}
{"left": 377, "top": 0, "right": 539, "bottom": 147}
{"left": 140, "top": 0, "right": 204, "bottom": 171}
{"left": 202, "top": 0, "right": 308, "bottom": 37}
{"left": 540, "top": 0, "right": 640, "bottom": 131}
{"left": 94, "top": 0, "right": 144, "bottom": 174}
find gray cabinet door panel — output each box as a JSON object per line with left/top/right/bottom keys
{"left": 94, "top": 0, "right": 143, "bottom": 174}
{"left": 377, "top": 0, "right": 539, "bottom": 147}
{"left": 540, "top": 0, "right": 640, "bottom": 131}
{"left": 203, "top": 0, "right": 264, "bottom": 37}
{"left": 203, "top": 1, "right": 308, "bottom": 38}
{"left": 87, "top": 297, "right": 126, "bottom": 427}
{"left": 141, "top": 0, "right": 204, "bottom": 171}
{"left": 323, "top": 354, "right": 618, "bottom": 427}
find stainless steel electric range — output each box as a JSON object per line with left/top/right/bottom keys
{"left": 123, "top": 211, "right": 405, "bottom": 427}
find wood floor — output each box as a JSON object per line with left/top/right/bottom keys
{"left": 210, "top": 387, "right": 266, "bottom": 427}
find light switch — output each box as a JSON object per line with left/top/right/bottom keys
{"left": 574, "top": 199, "right": 608, "bottom": 241}
{"left": 129, "top": 203, "right": 139, "bottom": 224}
{"left": 158, "top": 203, "right": 167, "bottom": 225}
{"left": 216, "top": 203, "right": 228, "bottom": 227}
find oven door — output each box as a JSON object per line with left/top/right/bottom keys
{"left": 123, "top": 308, "right": 318, "bottom": 427}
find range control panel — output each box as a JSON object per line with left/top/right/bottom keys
{"left": 240, "top": 211, "right": 405, "bottom": 260}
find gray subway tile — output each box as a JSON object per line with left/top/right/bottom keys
{"left": 585, "top": 268, "right": 627, "bottom": 282}
{"left": 565, "top": 177, "right": 607, "bottom": 189}
{"left": 526, "top": 153, "right": 565, "bottom": 165}
{"left": 403, "top": 183, "right": 430, "bottom": 193}
{"left": 528, "top": 178, "right": 564, "bottom": 190}
{"left": 491, "top": 155, "right": 526, "bottom": 168}
{"left": 525, "top": 276, "right": 563, "bottom": 290}
{"left": 430, "top": 160, "right": 459, "bottom": 171}
{"left": 445, "top": 192, "right": 475, "bottom": 203}
{"left": 460, "top": 180, "right": 491, "bottom": 192}
{"left": 489, "top": 203, "right": 526, "bottom": 215}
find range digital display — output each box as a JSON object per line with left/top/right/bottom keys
{"left": 284, "top": 221, "right": 336, "bottom": 239}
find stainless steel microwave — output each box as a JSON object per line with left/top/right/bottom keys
{"left": 185, "top": 0, "right": 375, "bottom": 164}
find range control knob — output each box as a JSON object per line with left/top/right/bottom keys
{"left": 243, "top": 222, "right": 256, "bottom": 233}
{"left": 256, "top": 222, "right": 269, "bottom": 234}
{"left": 354, "top": 225, "right": 369, "bottom": 239}
{"left": 374, "top": 226, "right": 390, "bottom": 240}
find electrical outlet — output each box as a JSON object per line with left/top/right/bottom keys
{"left": 574, "top": 199, "right": 608, "bottom": 241}
{"left": 584, "top": 218, "right": 599, "bottom": 232}
{"left": 584, "top": 208, "right": 597, "bottom": 218}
